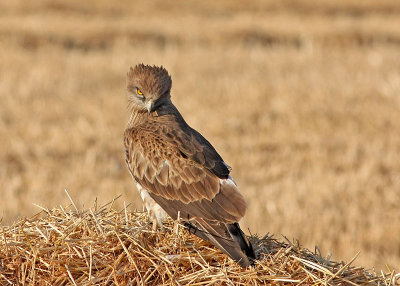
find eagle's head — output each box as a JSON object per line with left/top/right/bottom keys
{"left": 127, "top": 64, "right": 172, "bottom": 114}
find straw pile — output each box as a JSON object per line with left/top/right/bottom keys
{"left": 1, "top": 196, "right": 398, "bottom": 285}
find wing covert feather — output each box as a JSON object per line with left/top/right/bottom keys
{"left": 124, "top": 116, "right": 246, "bottom": 222}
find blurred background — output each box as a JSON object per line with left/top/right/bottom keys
{"left": 1, "top": 0, "right": 399, "bottom": 271}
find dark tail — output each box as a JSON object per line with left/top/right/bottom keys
{"left": 227, "top": 222, "right": 256, "bottom": 262}
{"left": 185, "top": 219, "right": 255, "bottom": 267}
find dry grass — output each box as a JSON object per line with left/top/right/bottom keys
{"left": 1, "top": 0, "right": 400, "bottom": 272}
{"left": 1, "top": 196, "right": 398, "bottom": 285}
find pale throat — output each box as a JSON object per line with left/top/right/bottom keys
{"left": 126, "top": 109, "right": 152, "bottom": 128}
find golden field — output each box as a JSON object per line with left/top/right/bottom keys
{"left": 0, "top": 0, "right": 399, "bottom": 272}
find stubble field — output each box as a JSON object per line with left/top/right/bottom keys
{"left": 0, "top": 0, "right": 399, "bottom": 271}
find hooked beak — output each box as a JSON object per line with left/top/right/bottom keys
{"left": 145, "top": 100, "right": 153, "bottom": 113}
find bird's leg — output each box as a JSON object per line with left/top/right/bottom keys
{"left": 137, "top": 183, "right": 168, "bottom": 231}
{"left": 148, "top": 208, "right": 165, "bottom": 231}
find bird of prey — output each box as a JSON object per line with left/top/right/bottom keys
{"left": 124, "top": 64, "right": 255, "bottom": 267}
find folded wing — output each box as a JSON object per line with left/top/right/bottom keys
{"left": 124, "top": 115, "right": 254, "bottom": 266}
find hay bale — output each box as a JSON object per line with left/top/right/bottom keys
{"left": 0, "top": 198, "right": 398, "bottom": 285}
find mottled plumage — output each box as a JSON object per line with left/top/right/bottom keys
{"left": 124, "top": 64, "right": 255, "bottom": 267}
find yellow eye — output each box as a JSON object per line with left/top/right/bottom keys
{"left": 137, "top": 88, "right": 143, "bottom": 96}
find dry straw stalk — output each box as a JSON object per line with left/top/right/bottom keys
{"left": 0, "top": 197, "right": 398, "bottom": 285}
